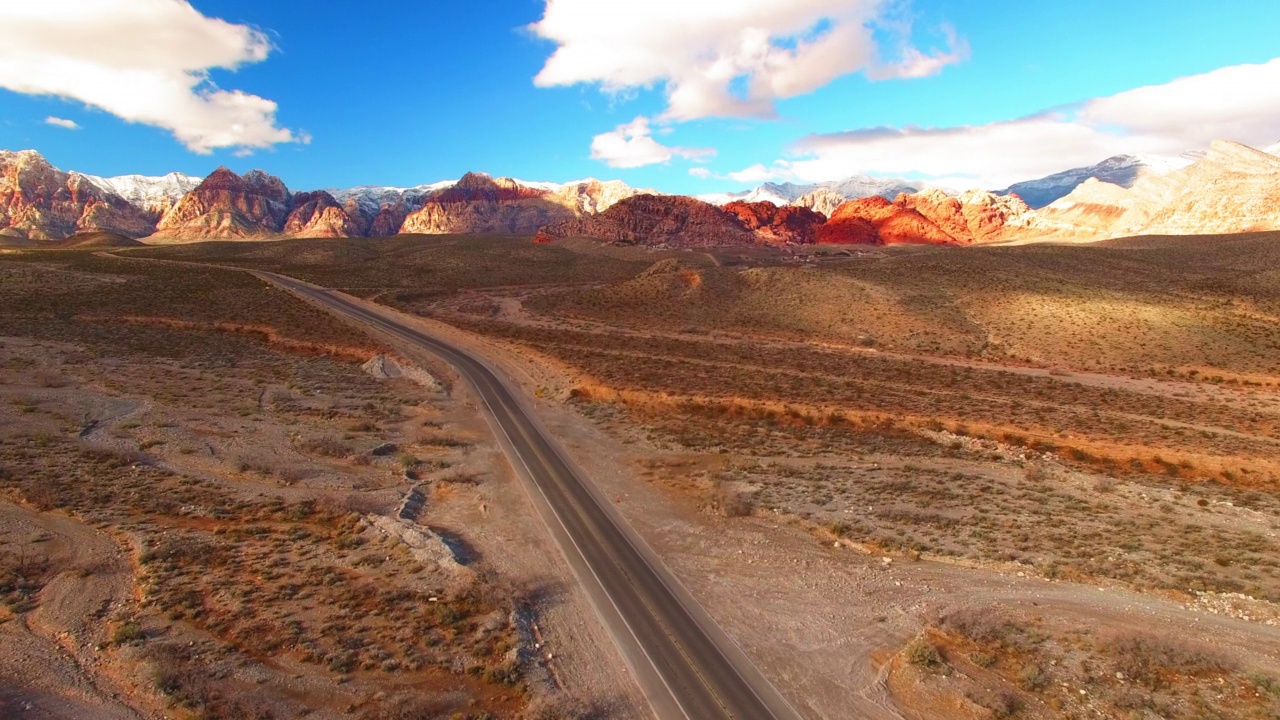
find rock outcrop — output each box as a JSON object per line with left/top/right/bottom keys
{"left": 0, "top": 150, "right": 153, "bottom": 241}
{"left": 536, "top": 194, "right": 758, "bottom": 247}
{"left": 283, "top": 190, "right": 364, "bottom": 238}
{"left": 793, "top": 188, "right": 846, "bottom": 217}
{"left": 1038, "top": 140, "right": 1280, "bottom": 240}
{"left": 151, "top": 167, "right": 294, "bottom": 240}
{"left": 400, "top": 172, "right": 576, "bottom": 235}
{"left": 83, "top": 172, "right": 200, "bottom": 224}
{"left": 1000, "top": 154, "right": 1193, "bottom": 209}
{"left": 817, "top": 195, "right": 959, "bottom": 246}
{"left": 891, "top": 188, "right": 1044, "bottom": 244}
{"left": 894, "top": 189, "right": 973, "bottom": 244}
{"left": 547, "top": 178, "right": 644, "bottom": 214}
{"left": 722, "top": 201, "right": 825, "bottom": 244}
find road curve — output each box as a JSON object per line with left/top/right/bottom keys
{"left": 262, "top": 273, "right": 805, "bottom": 720}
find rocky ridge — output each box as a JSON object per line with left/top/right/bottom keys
{"left": 536, "top": 194, "right": 759, "bottom": 247}
{"left": 0, "top": 150, "right": 154, "bottom": 241}
{"left": 1038, "top": 140, "right": 1280, "bottom": 240}
{"left": 999, "top": 154, "right": 1193, "bottom": 209}
{"left": 5, "top": 141, "right": 1280, "bottom": 246}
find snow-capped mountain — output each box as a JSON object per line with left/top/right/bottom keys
{"left": 699, "top": 175, "right": 926, "bottom": 208}
{"left": 1266, "top": 141, "right": 1280, "bottom": 156}
{"left": 82, "top": 172, "right": 202, "bottom": 220}
{"left": 329, "top": 182, "right": 454, "bottom": 215}
{"left": 1000, "top": 154, "right": 1194, "bottom": 209}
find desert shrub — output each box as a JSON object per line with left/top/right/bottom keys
{"left": 907, "top": 639, "right": 944, "bottom": 668}
{"left": 1017, "top": 663, "right": 1047, "bottom": 691}
{"left": 439, "top": 470, "right": 479, "bottom": 485}
{"left": 297, "top": 435, "right": 350, "bottom": 458}
{"left": 79, "top": 445, "right": 144, "bottom": 470}
{"left": 146, "top": 644, "right": 213, "bottom": 710}
{"left": 235, "top": 455, "right": 277, "bottom": 475}
{"left": 32, "top": 370, "right": 68, "bottom": 388}
{"left": 524, "top": 695, "right": 592, "bottom": 720}
{"left": 983, "top": 689, "right": 1024, "bottom": 718}
{"left": 939, "top": 608, "right": 1024, "bottom": 648}
{"left": 712, "top": 479, "right": 755, "bottom": 518}
{"left": 1023, "top": 462, "right": 1051, "bottom": 483}
{"left": 1105, "top": 633, "right": 1235, "bottom": 689}
{"left": 112, "top": 622, "right": 145, "bottom": 645}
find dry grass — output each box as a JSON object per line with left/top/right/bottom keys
{"left": 0, "top": 250, "right": 533, "bottom": 718}
{"left": 896, "top": 608, "right": 1280, "bottom": 720}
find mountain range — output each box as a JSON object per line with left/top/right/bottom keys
{"left": 696, "top": 175, "right": 928, "bottom": 208}
{"left": 2, "top": 141, "right": 1278, "bottom": 247}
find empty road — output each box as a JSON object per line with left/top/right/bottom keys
{"left": 264, "top": 273, "right": 804, "bottom": 720}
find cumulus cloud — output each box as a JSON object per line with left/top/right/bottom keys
{"left": 530, "top": 0, "right": 966, "bottom": 122}
{"left": 590, "top": 116, "right": 715, "bottom": 168}
{"left": 0, "top": 1, "right": 303, "bottom": 154}
{"left": 786, "top": 58, "right": 1280, "bottom": 189}
{"left": 44, "top": 116, "right": 80, "bottom": 130}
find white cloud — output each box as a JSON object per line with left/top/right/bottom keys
{"left": 688, "top": 167, "right": 714, "bottom": 179}
{"left": 590, "top": 116, "right": 715, "bottom": 168}
{"left": 786, "top": 58, "right": 1280, "bottom": 189}
{"left": 44, "top": 116, "right": 79, "bottom": 130}
{"left": 869, "top": 24, "right": 970, "bottom": 80}
{"left": 0, "top": 1, "right": 303, "bottom": 154}
{"left": 726, "top": 163, "right": 782, "bottom": 183}
{"left": 530, "top": 0, "right": 966, "bottom": 121}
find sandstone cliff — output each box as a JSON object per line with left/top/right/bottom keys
{"left": 0, "top": 150, "right": 153, "bottom": 241}
{"left": 284, "top": 190, "right": 365, "bottom": 238}
{"left": 536, "top": 194, "right": 758, "bottom": 247}
{"left": 817, "top": 196, "right": 959, "bottom": 246}
{"left": 722, "top": 201, "right": 825, "bottom": 245}
{"left": 1038, "top": 140, "right": 1280, "bottom": 240}
{"left": 151, "top": 167, "right": 293, "bottom": 240}
{"left": 401, "top": 172, "right": 576, "bottom": 235}
{"left": 793, "top": 188, "right": 849, "bottom": 218}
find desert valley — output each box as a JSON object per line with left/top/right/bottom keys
{"left": 4, "top": 2, "right": 1280, "bottom": 720}
{"left": 3, "top": 137, "right": 1280, "bottom": 720}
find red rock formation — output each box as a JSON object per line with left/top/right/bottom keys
{"left": 430, "top": 172, "right": 545, "bottom": 205}
{"left": 537, "top": 194, "right": 757, "bottom": 247}
{"left": 0, "top": 150, "right": 153, "bottom": 241}
{"left": 152, "top": 167, "right": 294, "bottom": 240}
{"left": 400, "top": 172, "right": 574, "bottom": 235}
{"left": 894, "top": 189, "right": 972, "bottom": 244}
{"left": 722, "top": 201, "right": 825, "bottom": 244}
{"left": 814, "top": 214, "right": 879, "bottom": 245}
{"left": 369, "top": 201, "right": 415, "bottom": 237}
{"left": 283, "top": 191, "right": 363, "bottom": 238}
{"left": 957, "top": 190, "right": 1039, "bottom": 243}
{"left": 818, "top": 195, "right": 958, "bottom": 246}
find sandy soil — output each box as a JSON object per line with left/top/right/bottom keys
{"left": 326, "top": 291, "right": 1280, "bottom": 719}
{"left": 0, "top": 501, "right": 143, "bottom": 720}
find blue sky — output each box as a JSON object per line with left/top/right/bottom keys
{"left": 2, "top": 1, "right": 1280, "bottom": 194}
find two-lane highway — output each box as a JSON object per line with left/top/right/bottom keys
{"left": 264, "top": 272, "right": 804, "bottom": 720}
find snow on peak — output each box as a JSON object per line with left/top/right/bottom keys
{"left": 82, "top": 172, "right": 201, "bottom": 206}
{"left": 700, "top": 176, "right": 926, "bottom": 208}
{"left": 329, "top": 182, "right": 454, "bottom": 214}
{"left": 999, "top": 154, "right": 1190, "bottom": 209}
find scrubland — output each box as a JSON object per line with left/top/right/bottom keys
{"left": 111, "top": 232, "right": 1280, "bottom": 718}
{"left": 0, "top": 252, "right": 554, "bottom": 719}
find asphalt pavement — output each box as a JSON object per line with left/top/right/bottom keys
{"left": 264, "top": 273, "right": 804, "bottom": 720}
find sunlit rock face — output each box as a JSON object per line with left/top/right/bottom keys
{"left": 0, "top": 149, "right": 153, "bottom": 241}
